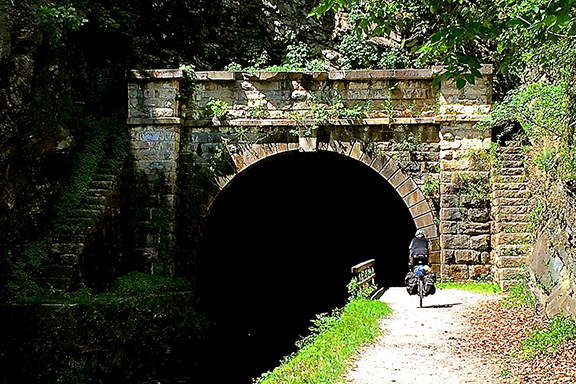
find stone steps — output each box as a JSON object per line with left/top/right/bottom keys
{"left": 46, "top": 168, "right": 118, "bottom": 291}
{"left": 491, "top": 144, "right": 531, "bottom": 291}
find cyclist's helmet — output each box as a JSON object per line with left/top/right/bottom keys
{"left": 415, "top": 229, "right": 425, "bottom": 239}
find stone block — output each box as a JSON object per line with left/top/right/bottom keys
{"left": 388, "top": 169, "right": 408, "bottom": 188}
{"left": 380, "top": 161, "right": 399, "bottom": 180}
{"left": 500, "top": 167, "right": 525, "bottom": 176}
{"left": 427, "top": 226, "right": 439, "bottom": 239}
{"left": 404, "top": 189, "right": 424, "bottom": 207}
{"left": 464, "top": 222, "right": 491, "bottom": 235}
{"left": 397, "top": 178, "right": 417, "bottom": 198}
{"left": 493, "top": 182, "right": 527, "bottom": 191}
{"left": 409, "top": 200, "right": 432, "bottom": 218}
{"left": 51, "top": 243, "right": 84, "bottom": 254}
{"left": 440, "top": 221, "right": 461, "bottom": 234}
{"left": 440, "top": 207, "right": 464, "bottom": 221}
{"left": 440, "top": 194, "right": 458, "bottom": 208}
{"left": 445, "top": 265, "right": 469, "bottom": 281}
{"left": 497, "top": 244, "right": 530, "bottom": 257}
{"left": 470, "top": 234, "right": 490, "bottom": 252}
{"left": 440, "top": 182, "right": 456, "bottom": 194}
{"left": 299, "top": 136, "right": 317, "bottom": 152}
{"left": 496, "top": 256, "right": 525, "bottom": 268}
{"left": 469, "top": 265, "right": 492, "bottom": 279}
{"left": 429, "top": 251, "right": 441, "bottom": 264}
{"left": 496, "top": 267, "right": 524, "bottom": 281}
{"left": 491, "top": 189, "right": 529, "bottom": 199}
{"left": 492, "top": 233, "right": 531, "bottom": 246}
{"left": 349, "top": 142, "right": 363, "bottom": 159}
{"left": 441, "top": 234, "right": 469, "bottom": 249}
{"left": 455, "top": 250, "right": 475, "bottom": 263}
{"left": 492, "top": 212, "right": 530, "bottom": 223}
{"left": 60, "top": 254, "right": 79, "bottom": 266}
{"left": 493, "top": 205, "right": 531, "bottom": 216}
{"left": 468, "top": 208, "right": 490, "bottom": 222}
{"left": 442, "top": 249, "right": 455, "bottom": 263}
{"left": 414, "top": 213, "right": 435, "bottom": 228}
{"left": 370, "top": 155, "right": 389, "bottom": 172}
{"left": 493, "top": 197, "right": 528, "bottom": 207}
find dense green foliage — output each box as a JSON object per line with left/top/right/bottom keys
{"left": 311, "top": 0, "right": 576, "bottom": 85}
{"left": 1, "top": 273, "right": 207, "bottom": 383}
{"left": 256, "top": 297, "right": 391, "bottom": 384}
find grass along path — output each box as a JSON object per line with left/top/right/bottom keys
{"left": 256, "top": 298, "right": 392, "bottom": 384}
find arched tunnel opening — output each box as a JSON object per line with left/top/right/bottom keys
{"left": 195, "top": 150, "right": 416, "bottom": 382}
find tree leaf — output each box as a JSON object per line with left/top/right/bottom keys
{"left": 456, "top": 77, "right": 467, "bottom": 89}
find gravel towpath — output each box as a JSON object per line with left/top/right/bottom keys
{"left": 344, "top": 287, "right": 505, "bottom": 384}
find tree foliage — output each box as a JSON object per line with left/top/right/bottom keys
{"left": 311, "top": 0, "right": 576, "bottom": 85}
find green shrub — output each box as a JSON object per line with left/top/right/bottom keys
{"left": 502, "top": 276, "right": 537, "bottom": 309}
{"left": 3, "top": 274, "right": 206, "bottom": 383}
{"left": 517, "top": 315, "right": 576, "bottom": 359}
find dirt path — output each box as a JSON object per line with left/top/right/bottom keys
{"left": 344, "top": 287, "right": 505, "bottom": 384}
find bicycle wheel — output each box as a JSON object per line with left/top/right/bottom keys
{"left": 418, "top": 279, "right": 423, "bottom": 308}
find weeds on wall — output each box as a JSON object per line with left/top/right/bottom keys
{"left": 390, "top": 132, "right": 420, "bottom": 170}
{"left": 423, "top": 178, "right": 440, "bottom": 196}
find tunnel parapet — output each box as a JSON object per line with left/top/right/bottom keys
{"left": 125, "top": 66, "right": 526, "bottom": 289}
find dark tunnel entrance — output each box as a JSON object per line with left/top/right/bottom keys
{"left": 195, "top": 150, "right": 416, "bottom": 382}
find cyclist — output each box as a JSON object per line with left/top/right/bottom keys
{"left": 405, "top": 229, "right": 436, "bottom": 296}
{"left": 408, "top": 229, "right": 429, "bottom": 268}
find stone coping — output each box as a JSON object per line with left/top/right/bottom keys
{"left": 128, "top": 117, "right": 181, "bottom": 125}
{"left": 182, "top": 115, "right": 487, "bottom": 127}
{"left": 127, "top": 69, "right": 184, "bottom": 80}
{"left": 193, "top": 65, "right": 493, "bottom": 82}
{"left": 125, "top": 66, "right": 493, "bottom": 82}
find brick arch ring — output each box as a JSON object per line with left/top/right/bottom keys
{"left": 208, "top": 140, "right": 439, "bottom": 246}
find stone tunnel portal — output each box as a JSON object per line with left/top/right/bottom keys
{"left": 196, "top": 150, "right": 416, "bottom": 382}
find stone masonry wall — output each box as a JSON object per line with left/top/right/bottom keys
{"left": 127, "top": 67, "right": 502, "bottom": 283}
{"left": 529, "top": 183, "right": 576, "bottom": 317}
{"left": 439, "top": 131, "right": 493, "bottom": 281}
{"left": 127, "top": 70, "right": 183, "bottom": 275}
